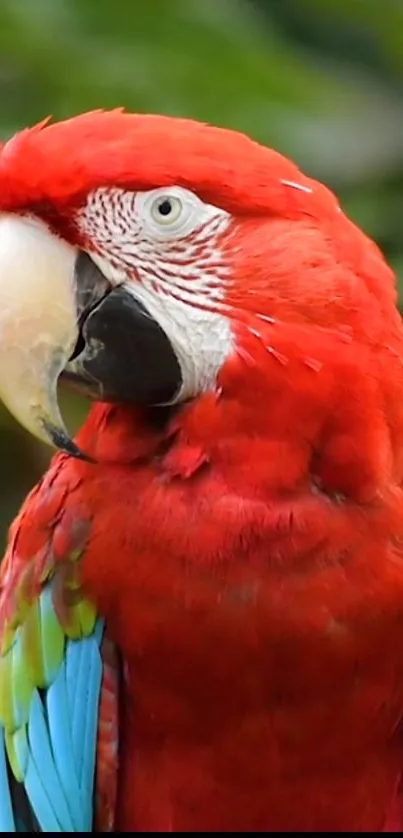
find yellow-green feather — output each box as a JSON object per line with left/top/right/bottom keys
{"left": 5, "top": 725, "right": 28, "bottom": 783}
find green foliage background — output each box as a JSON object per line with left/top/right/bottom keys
{"left": 0, "top": 0, "right": 402, "bottom": 543}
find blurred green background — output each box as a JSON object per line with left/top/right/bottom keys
{"left": 0, "top": 0, "right": 402, "bottom": 544}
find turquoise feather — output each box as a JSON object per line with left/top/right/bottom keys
{"left": 0, "top": 726, "right": 16, "bottom": 831}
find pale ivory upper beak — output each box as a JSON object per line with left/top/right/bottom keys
{"left": 0, "top": 213, "right": 81, "bottom": 453}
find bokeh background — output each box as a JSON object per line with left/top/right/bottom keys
{"left": 0, "top": 0, "right": 402, "bottom": 544}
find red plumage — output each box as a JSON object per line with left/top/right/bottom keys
{"left": 1, "top": 111, "right": 403, "bottom": 830}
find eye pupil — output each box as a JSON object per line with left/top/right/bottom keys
{"left": 150, "top": 193, "right": 183, "bottom": 226}
{"left": 157, "top": 199, "right": 173, "bottom": 217}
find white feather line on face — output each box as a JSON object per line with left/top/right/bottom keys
{"left": 127, "top": 281, "right": 232, "bottom": 402}
{"left": 77, "top": 186, "right": 234, "bottom": 401}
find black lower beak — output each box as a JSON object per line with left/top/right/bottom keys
{"left": 62, "top": 252, "right": 182, "bottom": 406}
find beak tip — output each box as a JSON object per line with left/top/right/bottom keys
{"left": 41, "top": 420, "right": 96, "bottom": 463}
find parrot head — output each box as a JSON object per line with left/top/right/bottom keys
{"left": 0, "top": 109, "right": 400, "bottom": 474}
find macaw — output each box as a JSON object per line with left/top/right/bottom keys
{"left": 0, "top": 110, "right": 402, "bottom": 832}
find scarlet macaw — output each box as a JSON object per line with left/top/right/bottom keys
{"left": 0, "top": 110, "right": 403, "bottom": 831}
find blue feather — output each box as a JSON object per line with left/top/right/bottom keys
{"left": 46, "top": 659, "right": 84, "bottom": 830}
{"left": 24, "top": 750, "right": 63, "bottom": 832}
{"left": 79, "top": 638, "right": 103, "bottom": 828}
{"left": 2, "top": 618, "right": 105, "bottom": 831}
{"left": 0, "top": 725, "right": 16, "bottom": 831}
{"left": 68, "top": 635, "right": 88, "bottom": 783}
{"left": 66, "top": 632, "right": 103, "bottom": 829}
{"left": 26, "top": 691, "right": 74, "bottom": 830}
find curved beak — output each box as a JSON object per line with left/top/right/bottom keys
{"left": 0, "top": 214, "right": 87, "bottom": 457}
{"left": 0, "top": 214, "right": 182, "bottom": 457}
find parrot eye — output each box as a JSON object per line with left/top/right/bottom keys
{"left": 137, "top": 186, "right": 209, "bottom": 239}
{"left": 150, "top": 195, "right": 182, "bottom": 226}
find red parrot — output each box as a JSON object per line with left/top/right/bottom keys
{"left": 0, "top": 110, "right": 403, "bottom": 832}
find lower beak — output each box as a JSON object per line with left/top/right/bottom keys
{"left": 0, "top": 215, "right": 182, "bottom": 457}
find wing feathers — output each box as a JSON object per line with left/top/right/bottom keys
{"left": 0, "top": 608, "right": 105, "bottom": 831}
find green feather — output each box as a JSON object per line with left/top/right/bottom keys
{"left": 67, "top": 599, "right": 97, "bottom": 640}
{"left": 21, "top": 600, "right": 46, "bottom": 686}
{"left": 5, "top": 725, "right": 28, "bottom": 783}
{"left": 0, "top": 651, "right": 13, "bottom": 729}
{"left": 11, "top": 630, "right": 35, "bottom": 729}
{"left": 39, "top": 587, "right": 65, "bottom": 684}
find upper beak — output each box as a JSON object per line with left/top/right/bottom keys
{"left": 0, "top": 214, "right": 182, "bottom": 457}
{"left": 0, "top": 214, "right": 86, "bottom": 457}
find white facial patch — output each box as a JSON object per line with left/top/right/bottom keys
{"left": 77, "top": 186, "right": 233, "bottom": 401}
